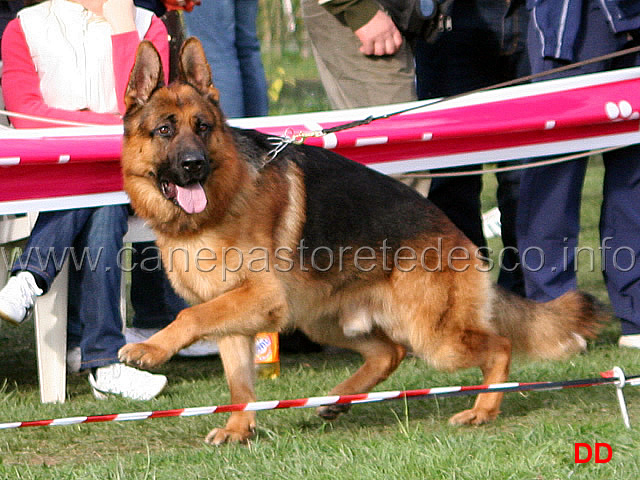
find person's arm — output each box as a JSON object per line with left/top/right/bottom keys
{"left": 319, "top": 0, "right": 403, "bottom": 55}
{"left": 1, "top": 19, "right": 125, "bottom": 128}
{"left": 112, "top": 15, "right": 170, "bottom": 114}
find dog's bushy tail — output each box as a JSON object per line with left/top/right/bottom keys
{"left": 490, "top": 287, "right": 607, "bottom": 360}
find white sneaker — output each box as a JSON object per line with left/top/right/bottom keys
{"left": 88, "top": 363, "right": 167, "bottom": 401}
{"left": 0, "top": 271, "right": 43, "bottom": 325}
{"left": 619, "top": 334, "right": 640, "bottom": 349}
{"left": 125, "top": 327, "right": 219, "bottom": 357}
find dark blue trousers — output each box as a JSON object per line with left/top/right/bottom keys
{"left": 518, "top": 0, "right": 640, "bottom": 334}
{"left": 130, "top": 241, "right": 189, "bottom": 329}
{"left": 415, "top": 0, "right": 530, "bottom": 295}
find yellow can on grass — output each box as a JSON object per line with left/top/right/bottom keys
{"left": 254, "top": 332, "right": 280, "bottom": 379}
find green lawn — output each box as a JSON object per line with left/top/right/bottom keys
{"left": 1, "top": 329, "right": 640, "bottom": 479}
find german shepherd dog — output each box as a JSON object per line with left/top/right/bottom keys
{"left": 119, "top": 38, "right": 604, "bottom": 444}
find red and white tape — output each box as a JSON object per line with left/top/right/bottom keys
{"left": 2, "top": 369, "right": 637, "bottom": 431}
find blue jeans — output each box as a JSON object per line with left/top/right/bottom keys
{"left": 518, "top": 0, "right": 640, "bottom": 334}
{"left": 414, "top": 0, "right": 529, "bottom": 295}
{"left": 12, "top": 206, "right": 128, "bottom": 369}
{"left": 184, "top": 0, "right": 268, "bottom": 118}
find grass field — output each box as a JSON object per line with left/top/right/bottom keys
{"left": 2, "top": 27, "right": 640, "bottom": 478}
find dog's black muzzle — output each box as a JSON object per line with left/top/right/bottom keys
{"left": 177, "top": 150, "right": 209, "bottom": 183}
{"left": 159, "top": 149, "right": 211, "bottom": 187}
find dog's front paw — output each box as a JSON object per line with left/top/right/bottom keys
{"left": 205, "top": 426, "right": 254, "bottom": 445}
{"left": 205, "top": 412, "right": 256, "bottom": 445}
{"left": 448, "top": 407, "right": 498, "bottom": 426}
{"left": 118, "top": 342, "right": 171, "bottom": 369}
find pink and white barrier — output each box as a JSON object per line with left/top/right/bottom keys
{"left": 2, "top": 66, "right": 640, "bottom": 214}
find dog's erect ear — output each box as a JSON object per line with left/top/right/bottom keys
{"left": 179, "top": 37, "right": 220, "bottom": 104}
{"left": 125, "top": 41, "right": 165, "bottom": 111}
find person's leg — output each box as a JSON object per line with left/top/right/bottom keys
{"left": 10, "top": 209, "right": 97, "bottom": 291}
{"left": 66, "top": 206, "right": 129, "bottom": 370}
{"left": 183, "top": 0, "right": 245, "bottom": 117}
{"left": 416, "top": 1, "right": 529, "bottom": 295}
{"left": 519, "top": 0, "right": 629, "bottom": 306}
{"left": 600, "top": 8, "right": 640, "bottom": 341}
{"left": 495, "top": 167, "right": 524, "bottom": 295}
{"left": 234, "top": 0, "right": 269, "bottom": 117}
{"left": 130, "top": 241, "right": 188, "bottom": 330}
{"left": 66, "top": 207, "right": 168, "bottom": 399}
{"left": 1, "top": 209, "right": 97, "bottom": 325}
{"left": 0, "top": 206, "right": 167, "bottom": 397}
{"left": 518, "top": 0, "right": 616, "bottom": 302}
{"left": 427, "top": 171, "right": 485, "bottom": 248}
{"left": 300, "top": 0, "right": 416, "bottom": 109}
{"left": 491, "top": 0, "right": 529, "bottom": 295}
{"left": 601, "top": 146, "right": 640, "bottom": 337}
{"left": 517, "top": 159, "right": 587, "bottom": 301}
{"left": 415, "top": 0, "right": 502, "bottom": 253}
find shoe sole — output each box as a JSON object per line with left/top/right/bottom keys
{"left": 0, "top": 306, "right": 31, "bottom": 326}
{"left": 90, "top": 385, "right": 167, "bottom": 401}
{"left": 90, "top": 377, "right": 168, "bottom": 401}
{"left": 91, "top": 386, "right": 110, "bottom": 400}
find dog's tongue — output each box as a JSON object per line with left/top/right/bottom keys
{"left": 176, "top": 183, "right": 207, "bottom": 214}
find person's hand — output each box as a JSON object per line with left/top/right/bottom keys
{"left": 354, "top": 9, "right": 403, "bottom": 56}
{"left": 102, "top": 0, "right": 137, "bottom": 34}
{"left": 161, "top": 0, "right": 201, "bottom": 12}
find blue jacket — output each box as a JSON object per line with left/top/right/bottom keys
{"left": 527, "top": 0, "right": 640, "bottom": 61}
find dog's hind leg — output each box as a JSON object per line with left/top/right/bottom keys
{"left": 302, "top": 326, "right": 406, "bottom": 420}
{"left": 432, "top": 328, "right": 512, "bottom": 426}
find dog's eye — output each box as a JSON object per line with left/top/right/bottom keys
{"left": 154, "top": 125, "right": 173, "bottom": 137}
{"left": 196, "top": 122, "right": 211, "bottom": 134}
